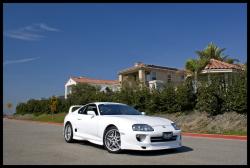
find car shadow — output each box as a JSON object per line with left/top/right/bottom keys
{"left": 77, "top": 140, "right": 106, "bottom": 150}
{"left": 122, "top": 146, "right": 193, "bottom": 156}
{"left": 76, "top": 140, "right": 193, "bottom": 156}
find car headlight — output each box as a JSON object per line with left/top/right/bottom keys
{"left": 171, "top": 123, "right": 180, "bottom": 130}
{"left": 132, "top": 124, "right": 154, "bottom": 131}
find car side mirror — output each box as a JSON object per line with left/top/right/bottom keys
{"left": 87, "top": 111, "right": 96, "bottom": 116}
{"left": 141, "top": 112, "right": 146, "bottom": 115}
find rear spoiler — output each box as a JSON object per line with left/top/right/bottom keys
{"left": 69, "top": 105, "right": 83, "bottom": 113}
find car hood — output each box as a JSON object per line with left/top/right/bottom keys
{"left": 103, "top": 115, "right": 173, "bottom": 127}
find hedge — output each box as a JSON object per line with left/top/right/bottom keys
{"left": 16, "top": 72, "right": 247, "bottom": 116}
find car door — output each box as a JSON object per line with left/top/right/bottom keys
{"left": 73, "top": 105, "right": 87, "bottom": 138}
{"left": 75, "top": 104, "right": 100, "bottom": 140}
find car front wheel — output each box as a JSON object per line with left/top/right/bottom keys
{"left": 64, "top": 122, "right": 74, "bottom": 143}
{"left": 104, "top": 126, "right": 121, "bottom": 153}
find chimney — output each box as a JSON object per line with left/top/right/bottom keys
{"left": 134, "top": 62, "right": 143, "bottom": 67}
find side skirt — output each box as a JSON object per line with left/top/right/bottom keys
{"left": 73, "top": 134, "right": 103, "bottom": 146}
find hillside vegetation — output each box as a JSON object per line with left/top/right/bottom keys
{"left": 155, "top": 111, "right": 247, "bottom": 135}
{"left": 15, "top": 72, "right": 247, "bottom": 116}
{"left": 13, "top": 43, "right": 247, "bottom": 135}
{"left": 9, "top": 111, "right": 247, "bottom": 136}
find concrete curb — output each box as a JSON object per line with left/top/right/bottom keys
{"left": 4, "top": 118, "right": 64, "bottom": 126}
{"left": 4, "top": 118, "right": 247, "bottom": 141}
{"left": 182, "top": 132, "right": 247, "bottom": 141}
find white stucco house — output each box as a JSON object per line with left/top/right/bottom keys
{"left": 65, "top": 76, "right": 120, "bottom": 99}
{"left": 200, "top": 59, "right": 244, "bottom": 85}
{"left": 118, "top": 62, "right": 186, "bottom": 90}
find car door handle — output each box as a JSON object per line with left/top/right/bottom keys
{"left": 77, "top": 118, "right": 82, "bottom": 120}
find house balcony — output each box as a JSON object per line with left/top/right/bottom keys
{"left": 148, "top": 80, "right": 164, "bottom": 90}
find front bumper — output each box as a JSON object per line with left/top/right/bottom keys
{"left": 120, "top": 127, "right": 182, "bottom": 151}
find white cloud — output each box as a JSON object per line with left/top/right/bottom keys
{"left": 4, "top": 57, "right": 40, "bottom": 66}
{"left": 4, "top": 31, "right": 45, "bottom": 41}
{"left": 38, "top": 23, "right": 60, "bottom": 32}
{"left": 4, "top": 23, "right": 60, "bottom": 41}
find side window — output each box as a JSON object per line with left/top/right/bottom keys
{"left": 78, "top": 106, "right": 87, "bottom": 115}
{"left": 86, "top": 104, "right": 98, "bottom": 115}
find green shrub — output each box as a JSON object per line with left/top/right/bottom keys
{"left": 16, "top": 71, "right": 247, "bottom": 116}
{"left": 158, "top": 84, "right": 180, "bottom": 113}
{"left": 16, "top": 103, "right": 28, "bottom": 115}
{"left": 196, "top": 84, "right": 219, "bottom": 115}
{"left": 132, "top": 86, "right": 151, "bottom": 112}
{"left": 225, "top": 73, "right": 247, "bottom": 113}
{"left": 196, "top": 77, "right": 228, "bottom": 116}
{"left": 68, "top": 83, "right": 100, "bottom": 105}
{"left": 147, "top": 89, "right": 162, "bottom": 113}
{"left": 176, "top": 80, "right": 196, "bottom": 112}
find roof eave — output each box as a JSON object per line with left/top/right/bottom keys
{"left": 201, "top": 69, "right": 235, "bottom": 73}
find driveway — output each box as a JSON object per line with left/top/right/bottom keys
{"left": 3, "top": 119, "right": 247, "bottom": 165}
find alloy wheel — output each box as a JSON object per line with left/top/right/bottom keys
{"left": 104, "top": 129, "right": 121, "bottom": 152}
{"left": 64, "top": 124, "right": 72, "bottom": 141}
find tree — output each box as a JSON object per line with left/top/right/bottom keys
{"left": 69, "top": 83, "right": 99, "bottom": 105}
{"left": 185, "top": 42, "right": 240, "bottom": 93}
{"left": 196, "top": 42, "right": 239, "bottom": 63}
{"left": 16, "top": 103, "right": 27, "bottom": 115}
{"left": 6, "top": 102, "right": 13, "bottom": 114}
{"left": 225, "top": 71, "right": 247, "bottom": 113}
{"left": 50, "top": 96, "right": 58, "bottom": 120}
{"left": 131, "top": 85, "right": 151, "bottom": 112}
{"left": 185, "top": 58, "right": 209, "bottom": 93}
{"left": 147, "top": 88, "right": 161, "bottom": 113}
{"left": 176, "top": 81, "right": 196, "bottom": 112}
{"left": 159, "top": 84, "right": 180, "bottom": 113}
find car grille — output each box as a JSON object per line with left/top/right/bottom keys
{"left": 150, "top": 135, "right": 177, "bottom": 142}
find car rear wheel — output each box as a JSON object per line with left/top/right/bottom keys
{"left": 104, "top": 126, "right": 121, "bottom": 153}
{"left": 64, "top": 123, "right": 74, "bottom": 143}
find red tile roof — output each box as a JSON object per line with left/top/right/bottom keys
{"left": 204, "top": 59, "right": 243, "bottom": 70}
{"left": 118, "top": 62, "right": 182, "bottom": 74}
{"left": 71, "top": 76, "right": 119, "bottom": 85}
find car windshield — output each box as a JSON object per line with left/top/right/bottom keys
{"left": 98, "top": 104, "right": 141, "bottom": 115}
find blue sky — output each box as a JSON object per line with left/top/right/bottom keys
{"left": 3, "top": 3, "right": 247, "bottom": 114}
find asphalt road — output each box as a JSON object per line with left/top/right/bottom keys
{"left": 3, "top": 119, "right": 247, "bottom": 165}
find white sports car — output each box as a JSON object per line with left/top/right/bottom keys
{"left": 63, "top": 102, "right": 182, "bottom": 153}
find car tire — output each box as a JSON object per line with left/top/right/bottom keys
{"left": 103, "top": 126, "right": 122, "bottom": 153}
{"left": 64, "top": 122, "right": 74, "bottom": 143}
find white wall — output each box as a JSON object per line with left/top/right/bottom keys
{"left": 65, "top": 78, "right": 77, "bottom": 99}
{"left": 65, "top": 78, "right": 120, "bottom": 99}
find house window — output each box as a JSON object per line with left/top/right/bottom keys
{"left": 146, "top": 72, "right": 151, "bottom": 81}
{"left": 134, "top": 74, "right": 137, "bottom": 81}
{"left": 151, "top": 72, "right": 156, "bottom": 80}
{"left": 168, "top": 74, "right": 171, "bottom": 83}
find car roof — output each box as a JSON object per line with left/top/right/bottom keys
{"left": 91, "top": 102, "right": 126, "bottom": 106}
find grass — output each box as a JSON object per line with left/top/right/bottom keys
{"left": 10, "top": 112, "right": 247, "bottom": 136}
{"left": 207, "top": 130, "right": 247, "bottom": 136}
{"left": 181, "top": 130, "right": 247, "bottom": 136}
{"left": 31, "top": 113, "right": 66, "bottom": 123}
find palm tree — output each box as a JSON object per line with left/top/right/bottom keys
{"left": 196, "top": 42, "right": 224, "bottom": 60}
{"left": 220, "top": 55, "right": 240, "bottom": 64}
{"left": 196, "top": 42, "right": 239, "bottom": 64}
{"left": 186, "top": 42, "right": 241, "bottom": 93}
{"left": 185, "top": 58, "right": 209, "bottom": 93}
